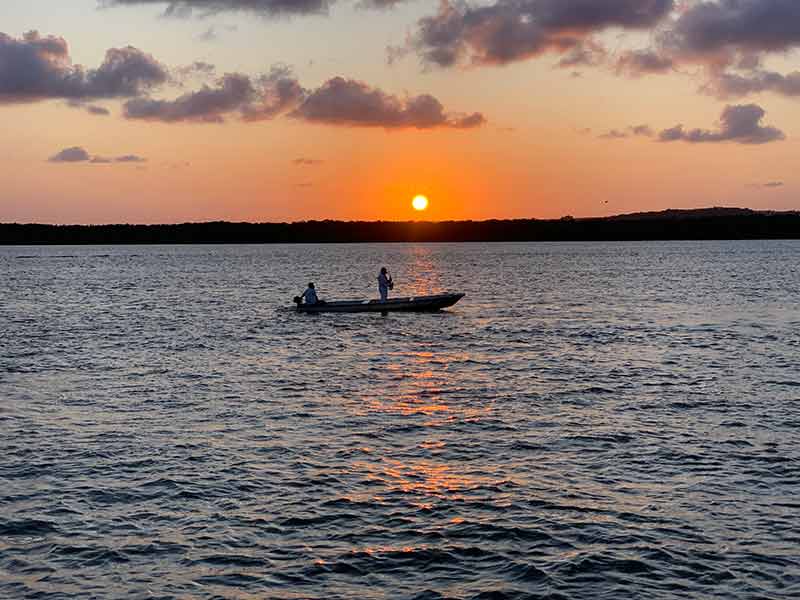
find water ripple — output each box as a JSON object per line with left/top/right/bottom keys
{"left": 2, "top": 241, "right": 800, "bottom": 599}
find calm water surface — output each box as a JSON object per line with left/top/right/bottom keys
{"left": 2, "top": 241, "right": 799, "bottom": 599}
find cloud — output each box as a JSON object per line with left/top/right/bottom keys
{"left": 598, "top": 124, "right": 653, "bottom": 139}
{"left": 174, "top": 61, "right": 217, "bottom": 82}
{"left": 658, "top": 104, "right": 785, "bottom": 145}
{"left": 87, "top": 104, "right": 111, "bottom": 115}
{"left": 124, "top": 66, "right": 304, "bottom": 122}
{"left": 557, "top": 40, "right": 607, "bottom": 69}
{"left": 619, "top": 1, "right": 800, "bottom": 99}
{"left": 705, "top": 69, "right": 800, "bottom": 99}
{"left": 747, "top": 181, "right": 784, "bottom": 189}
{"left": 125, "top": 69, "right": 485, "bottom": 129}
{"left": 358, "top": 0, "right": 410, "bottom": 8}
{"left": 124, "top": 73, "right": 255, "bottom": 122}
{"left": 198, "top": 27, "right": 218, "bottom": 41}
{"left": 49, "top": 147, "right": 91, "bottom": 163}
{"left": 615, "top": 49, "right": 674, "bottom": 77}
{"left": 48, "top": 146, "right": 148, "bottom": 163}
{"left": 242, "top": 66, "right": 306, "bottom": 121}
{"left": 666, "top": 0, "right": 800, "bottom": 58}
{"left": 0, "top": 31, "right": 168, "bottom": 103}
{"left": 66, "top": 100, "right": 112, "bottom": 115}
{"left": 102, "top": 0, "right": 334, "bottom": 17}
{"left": 105, "top": 0, "right": 413, "bottom": 16}
{"left": 630, "top": 124, "right": 653, "bottom": 137}
{"left": 3, "top": 31, "right": 484, "bottom": 132}
{"left": 408, "top": 0, "right": 674, "bottom": 68}
{"left": 293, "top": 157, "right": 324, "bottom": 165}
{"left": 290, "top": 76, "right": 485, "bottom": 129}
{"left": 196, "top": 24, "right": 238, "bottom": 42}
{"left": 385, "top": 1, "right": 800, "bottom": 105}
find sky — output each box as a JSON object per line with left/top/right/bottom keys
{"left": 1, "top": 0, "right": 799, "bottom": 224}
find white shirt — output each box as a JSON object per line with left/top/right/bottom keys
{"left": 302, "top": 287, "right": 318, "bottom": 304}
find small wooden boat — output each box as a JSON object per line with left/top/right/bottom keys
{"left": 294, "top": 293, "right": 465, "bottom": 313}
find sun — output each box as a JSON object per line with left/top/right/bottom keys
{"left": 412, "top": 195, "right": 429, "bottom": 211}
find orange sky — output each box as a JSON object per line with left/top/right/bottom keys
{"left": 1, "top": 1, "right": 799, "bottom": 224}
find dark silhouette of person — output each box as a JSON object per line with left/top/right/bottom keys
{"left": 378, "top": 267, "right": 393, "bottom": 301}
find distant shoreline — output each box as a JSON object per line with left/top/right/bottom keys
{"left": 2, "top": 208, "right": 799, "bottom": 244}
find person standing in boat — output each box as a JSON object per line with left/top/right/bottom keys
{"left": 300, "top": 282, "right": 319, "bottom": 305}
{"left": 377, "top": 267, "right": 393, "bottom": 301}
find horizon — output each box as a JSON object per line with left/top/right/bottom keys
{"left": 2, "top": 2, "right": 800, "bottom": 224}
{"left": 3, "top": 205, "right": 799, "bottom": 228}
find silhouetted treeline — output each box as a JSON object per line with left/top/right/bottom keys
{"left": 2, "top": 208, "right": 800, "bottom": 244}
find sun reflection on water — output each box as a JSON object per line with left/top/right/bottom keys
{"left": 359, "top": 349, "right": 490, "bottom": 425}
{"left": 351, "top": 456, "right": 506, "bottom": 507}
{"left": 343, "top": 340, "right": 509, "bottom": 508}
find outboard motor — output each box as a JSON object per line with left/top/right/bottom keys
{"left": 293, "top": 296, "right": 302, "bottom": 308}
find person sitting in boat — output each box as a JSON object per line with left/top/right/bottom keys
{"left": 300, "top": 282, "right": 319, "bottom": 305}
{"left": 377, "top": 267, "right": 393, "bottom": 301}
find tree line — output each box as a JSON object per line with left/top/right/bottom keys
{"left": 2, "top": 210, "right": 799, "bottom": 244}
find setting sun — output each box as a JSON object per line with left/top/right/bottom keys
{"left": 412, "top": 195, "right": 429, "bottom": 211}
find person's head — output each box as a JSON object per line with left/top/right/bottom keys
{"left": 308, "top": 282, "right": 315, "bottom": 289}
{"left": 380, "top": 267, "right": 387, "bottom": 275}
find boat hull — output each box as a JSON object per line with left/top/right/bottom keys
{"left": 295, "top": 293, "right": 465, "bottom": 314}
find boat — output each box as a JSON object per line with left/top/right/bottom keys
{"left": 293, "top": 293, "right": 465, "bottom": 313}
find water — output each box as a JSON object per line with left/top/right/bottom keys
{"left": 2, "top": 241, "right": 799, "bottom": 599}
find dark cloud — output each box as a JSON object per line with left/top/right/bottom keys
{"left": 616, "top": 49, "right": 674, "bottom": 76}
{"left": 0, "top": 31, "right": 168, "bottom": 103}
{"left": 105, "top": 0, "right": 413, "bottom": 16}
{"left": 102, "top": 0, "right": 333, "bottom": 17}
{"left": 598, "top": 124, "right": 653, "bottom": 139}
{"left": 599, "top": 129, "right": 628, "bottom": 139}
{"left": 122, "top": 68, "right": 483, "bottom": 129}
{"left": 89, "top": 46, "right": 169, "bottom": 96}
{"left": 124, "top": 73, "right": 256, "bottom": 122}
{"left": 242, "top": 65, "right": 306, "bottom": 121}
{"left": 290, "top": 76, "right": 485, "bottom": 129}
{"left": 49, "top": 147, "right": 91, "bottom": 163}
{"left": 124, "top": 66, "right": 304, "bottom": 122}
{"left": 705, "top": 69, "right": 800, "bottom": 99}
{"left": 48, "top": 146, "right": 147, "bottom": 163}
{"left": 658, "top": 104, "right": 785, "bottom": 145}
{"left": 66, "top": 99, "right": 112, "bottom": 115}
{"left": 668, "top": 0, "right": 800, "bottom": 57}
{"left": 2, "top": 30, "right": 484, "bottom": 132}
{"left": 630, "top": 1, "right": 800, "bottom": 99}
{"left": 409, "top": 0, "right": 674, "bottom": 68}
{"left": 87, "top": 105, "right": 111, "bottom": 115}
